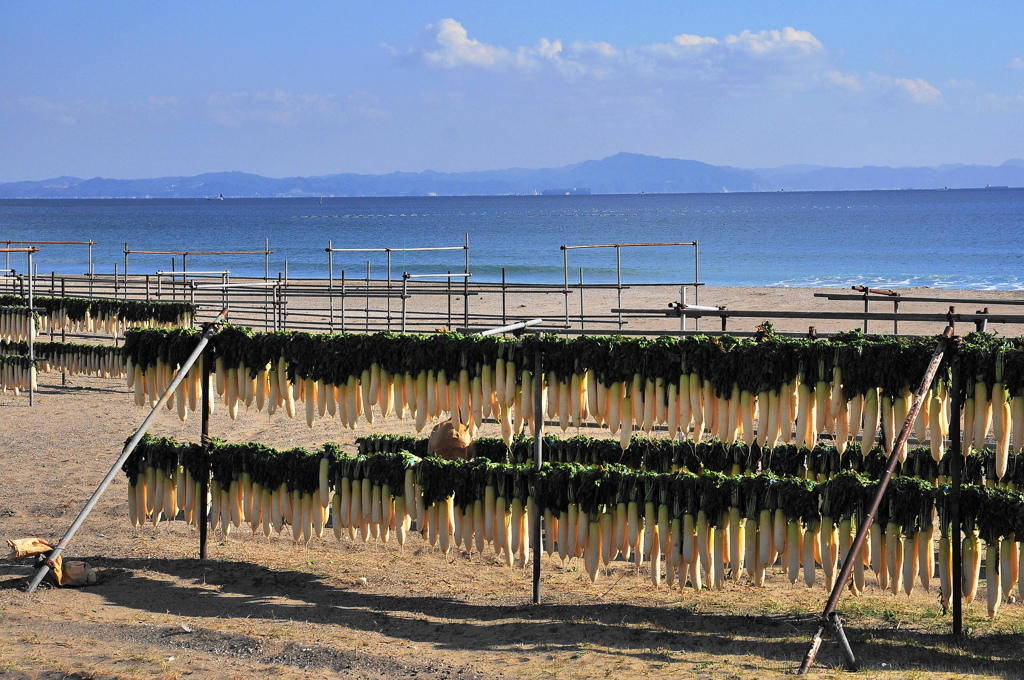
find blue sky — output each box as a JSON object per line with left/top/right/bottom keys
{"left": 2, "top": 1, "right": 1023, "bottom": 181}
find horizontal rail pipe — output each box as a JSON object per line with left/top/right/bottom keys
{"left": 817, "top": 293, "right": 1024, "bottom": 306}
{"left": 326, "top": 246, "right": 466, "bottom": 253}
{"left": 561, "top": 241, "right": 697, "bottom": 249}
{"left": 1, "top": 240, "right": 96, "bottom": 246}
{"left": 125, "top": 249, "right": 270, "bottom": 256}
{"left": 612, "top": 307, "right": 1024, "bottom": 324}
{"left": 157, "top": 270, "right": 231, "bottom": 277}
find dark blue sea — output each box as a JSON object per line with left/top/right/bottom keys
{"left": 1, "top": 189, "right": 1022, "bottom": 288}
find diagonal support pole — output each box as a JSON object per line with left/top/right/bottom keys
{"left": 798, "top": 325, "right": 954, "bottom": 674}
{"left": 26, "top": 309, "right": 229, "bottom": 593}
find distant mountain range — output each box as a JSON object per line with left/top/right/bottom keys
{"left": 2, "top": 153, "right": 1023, "bottom": 199}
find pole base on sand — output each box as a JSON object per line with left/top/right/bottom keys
{"left": 798, "top": 613, "right": 857, "bottom": 674}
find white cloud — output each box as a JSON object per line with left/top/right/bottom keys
{"left": 399, "top": 20, "right": 949, "bottom": 107}
{"left": 673, "top": 34, "right": 719, "bottom": 48}
{"left": 200, "top": 90, "right": 390, "bottom": 127}
{"left": 871, "top": 75, "right": 942, "bottom": 104}
{"left": 824, "top": 70, "right": 942, "bottom": 103}
{"left": 1007, "top": 57, "right": 1024, "bottom": 70}
{"left": 824, "top": 70, "right": 862, "bottom": 91}
{"left": 723, "top": 27, "right": 822, "bottom": 55}
{"left": 421, "top": 18, "right": 512, "bottom": 69}
{"left": 408, "top": 19, "right": 833, "bottom": 88}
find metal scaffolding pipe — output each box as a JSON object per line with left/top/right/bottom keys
{"left": 797, "top": 325, "right": 954, "bottom": 674}
{"left": 465, "top": 319, "right": 545, "bottom": 337}
{"left": 25, "top": 308, "right": 229, "bottom": 594}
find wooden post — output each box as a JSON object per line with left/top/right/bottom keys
{"left": 950, "top": 356, "right": 964, "bottom": 635}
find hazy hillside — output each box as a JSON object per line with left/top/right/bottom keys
{"left": 1, "top": 153, "right": 1021, "bottom": 198}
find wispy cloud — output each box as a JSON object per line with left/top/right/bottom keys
{"left": 202, "top": 90, "right": 356, "bottom": 126}
{"left": 0, "top": 96, "right": 110, "bottom": 125}
{"left": 880, "top": 76, "right": 942, "bottom": 104}
{"left": 1, "top": 90, "right": 389, "bottom": 128}
{"left": 1007, "top": 57, "right": 1024, "bottom": 70}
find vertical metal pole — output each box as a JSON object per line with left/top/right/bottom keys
{"left": 265, "top": 238, "right": 271, "bottom": 333}
{"left": 274, "top": 276, "right": 281, "bottom": 331}
{"left": 950, "top": 358, "right": 963, "bottom": 636}
{"left": 447, "top": 271, "right": 452, "bottom": 328}
{"left": 532, "top": 339, "right": 543, "bottom": 604}
{"left": 365, "top": 261, "right": 370, "bottom": 332}
{"left": 123, "top": 243, "right": 129, "bottom": 291}
{"left": 894, "top": 300, "right": 900, "bottom": 335}
{"left": 328, "top": 242, "right": 334, "bottom": 332}
{"left": 199, "top": 346, "right": 211, "bottom": 561}
{"left": 61, "top": 278, "right": 66, "bottom": 386}
{"left": 401, "top": 274, "right": 408, "bottom": 333}
{"left": 501, "top": 268, "right": 507, "bottom": 325}
{"left": 49, "top": 275, "right": 55, "bottom": 347}
{"left": 464, "top": 233, "right": 470, "bottom": 329}
{"left": 88, "top": 242, "right": 94, "bottom": 297}
{"left": 692, "top": 242, "right": 700, "bottom": 330}
{"left": 680, "top": 286, "right": 687, "bottom": 332}
{"left": 341, "top": 270, "right": 347, "bottom": 333}
{"left": 863, "top": 291, "right": 870, "bottom": 334}
{"left": 693, "top": 241, "right": 700, "bottom": 307}
{"left": 114, "top": 263, "right": 118, "bottom": 298}
{"left": 616, "top": 246, "right": 623, "bottom": 330}
{"left": 387, "top": 249, "right": 393, "bottom": 330}
{"left": 562, "top": 247, "right": 570, "bottom": 329}
{"left": 27, "top": 249, "right": 35, "bottom": 407}
{"left": 145, "top": 275, "right": 150, "bottom": 302}
{"left": 578, "top": 268, "right": 585, "bottom": 330}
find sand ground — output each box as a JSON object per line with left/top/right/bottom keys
{"left": 3, "top": 285, "right": 1024, "bottom": 680}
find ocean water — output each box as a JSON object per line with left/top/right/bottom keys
{"left": 1, "top": 189, "right": 1022, "bottom": 289}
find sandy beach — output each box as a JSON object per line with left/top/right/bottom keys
{"left": 3, "top": 284, "right": 1024, "bottom": 679}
